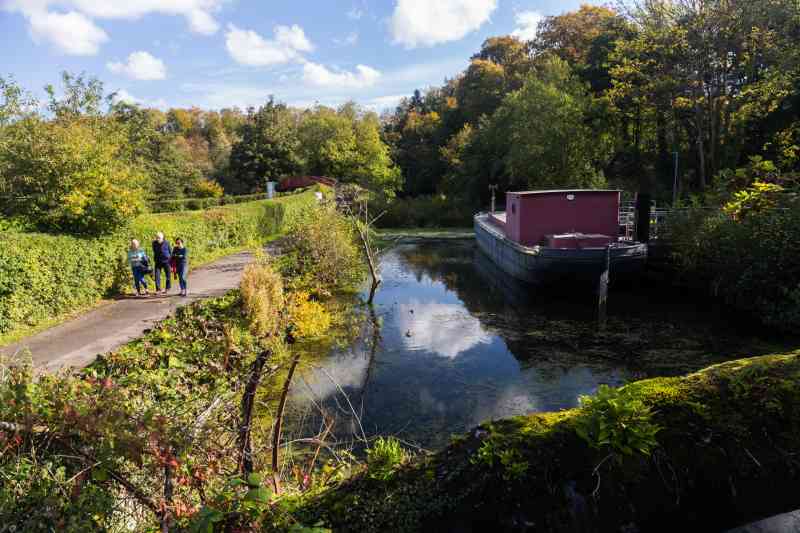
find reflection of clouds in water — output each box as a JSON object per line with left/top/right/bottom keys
{"left": 467, "top": 366, "right": 611, "bottom": 429}
{"left": 396, "top": 300, "right": 491, "bottom": 358}
{"left": 294, "top": 347, "right": 370, "bottom": 403}
{"left": 417, "top": 387, "right": 447, "bottom": 416}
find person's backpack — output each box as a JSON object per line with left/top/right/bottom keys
{"left": 141, "top": 254, "right": 153, "bottom": 274}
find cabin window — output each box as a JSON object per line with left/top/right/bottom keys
{"left": 511, "top": 203, "right": 516, "bottom": 215}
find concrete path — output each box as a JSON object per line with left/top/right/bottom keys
{"left": 0, "top": 251, "right": 255, "bottom": 371}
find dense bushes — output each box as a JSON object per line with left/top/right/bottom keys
{"left": 373, "top": 195, "right": 473, "bottom": 229}
{"left": 666, "top": 207, "right": 800, "bottom": 333}
{"left": 148, "top": 191, "right": 299, "bottom": 213}
{"left": 0, "top": 191, "right": 318, "bottom": 339}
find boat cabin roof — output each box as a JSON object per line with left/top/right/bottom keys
{"left": 507, "top": 189, "right": 621, "bottom": 196}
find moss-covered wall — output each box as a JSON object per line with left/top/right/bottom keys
{"left": 298, "top": 352, "right": 800, "bottom": 532}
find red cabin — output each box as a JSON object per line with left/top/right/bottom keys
{"left": 489, "top": 190, "right": 620, "bottom": 248}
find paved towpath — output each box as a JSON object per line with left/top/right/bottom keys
{"left": 0, "top": 250, "right": 256, "bottom": 372}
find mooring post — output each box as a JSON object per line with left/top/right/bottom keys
{"left": 636, "top": 192, "right": 652, "bottom": 243}
{"left": 598, "top": 244, "right": 611, "bottom": 330}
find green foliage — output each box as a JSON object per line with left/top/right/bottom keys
{"left": 298, "top": 103, "right": 402, "bottom": 196}
{"left": 477, "top": 55, "right": 611, "bottom": 191}
{"left": 193, "top": 178, "right": 225, "bottom": 198}
{"left": 0, "top": 115, "right": 148, "bottom": 235}
{"left": 723, "top": 180, "right": 785, "bottom": 218}
{"left": 0, "top": 453, "right": 116, "bottom": 532}
{"left": 373, "top": 194, "right": 473, "bottom": 228}
{"left": 228, "top": 98, "right": 303, "bottom": 193}
{"left": 366, "top": 437, "right": 407, "bottom": 480}
{"left": 299, "top": 352, "right": 800, "bottom": 533}
{"left": 574, "top": 384, "right": 660, "bottom": 458}
{"left": 148, "top": 191, "right": 294, "bottom": 213}
{"left": 0, "top": 191, "right": 318, "bottom": 339}
{"left": 280, "top": 200, "right": 365, "bottom": 293}
{"left": 666, "top": 204, "right": 800, "bottom": 333}
{"left": 471, "top": 438, "right": 529, "bottom": 481}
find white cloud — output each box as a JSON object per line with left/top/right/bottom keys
{"left": 225, "top": 23, "right": 313, "bottom": 67}
{"left": 511, "top": 10, "right": 543, "bottom": 41}
{"left": 396, "top": 301, "right": 491, "bottom": 358}
{"left": 107, "top": 51, "right": 167, "bottom": 80}
{"left": 302, "top": 62, "right": 381, "bottom": 89}
{"left": 275, "top": 24, "right": 313, "bottom": 52}
{"left": 365, "top": 94, "right": 405, "bottom": 112}
{"left": 26, "top": 9, "right": 108, "bottom": 55}
{"left": 2, "top": 0, "right": 223, "bottom": 54}
{"left": 186, "top": 8, "right": 219, "bottom": 35}
{"left": 346, "top": 6, "right": 363, "bottom": 20}
{"left": 334, "top": 31, "right": 359, "bottom": 46}
{"left": 110, "top": 89, "right": 168, "bottom": 109}
{"left": 70, "top": 0, "right": 222, "bottom": 34}
{"left": 390, "top": 0, "right": 498, "bottom": 48}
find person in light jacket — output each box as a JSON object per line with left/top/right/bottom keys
{"left": 151, "top": 232, "right": 172, "bottom": 295}
{"left": 127, "top": 239, "right": 150, "bottom": 297}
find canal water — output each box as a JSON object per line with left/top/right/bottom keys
{"left": 288, "top": 239, "right": 791, "bottom": 451}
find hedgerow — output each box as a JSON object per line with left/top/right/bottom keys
{"left": 0, "top": 190, "right": 318, "bottom": 339}
{"left": 665, "top": 206, "right": 800, "bottom": 333}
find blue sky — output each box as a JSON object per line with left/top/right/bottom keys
{"left": 1, "top": 0, "right": 597, "bottom": 112}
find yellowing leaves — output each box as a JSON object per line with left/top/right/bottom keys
{"left": 288, "top": 291, "right": 331, "bottom": 339}
{"left": 241, "top": 260, "right": 285, "bottom": 338}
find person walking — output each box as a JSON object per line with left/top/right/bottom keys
{"left": 172, "top": 237, "right": 189, "bottom": 296}
{"left": 127, "top": 239, "right": 150, "bottom": 297}
{"left": 151, "top": 232, "right": 172, "bottom": 295}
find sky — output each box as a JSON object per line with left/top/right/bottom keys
{"left": 1, "top": 0, "right": 598, "bottom": 113}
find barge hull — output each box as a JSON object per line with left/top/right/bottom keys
{"left": 474, "top": 214, "right": 647, "bottom": 285}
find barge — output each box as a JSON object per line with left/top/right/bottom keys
{"left": 474, "top": 190, "right": 647, "bottom": 285}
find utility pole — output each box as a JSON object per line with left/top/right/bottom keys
{"left": 489, "top": 184, "right": 498, "bottom": 213}
{"left": 672, "top": 151, "right": 679, "bottom": 206}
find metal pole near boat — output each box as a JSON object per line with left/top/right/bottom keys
{"left": 598, "top": 244, "right": 611, "bottom": 330}
{"left": 489, "top": 184, "right": 498, "bottom": 213}
{"left": 635, "top": 192, "right": 652, "bottom": 243}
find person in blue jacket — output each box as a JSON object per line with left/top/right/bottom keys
{"left": 172, "top": 237, "right": 189, "bottom": 296}
{"left": 127, "top": 239, "right": 150, "bottom": 297}
{"left": 151, "top": 232, "right": 172, "bottom": 295}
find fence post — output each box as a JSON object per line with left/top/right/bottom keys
{"left": 598, "top": 244, "right": 611, "bottom": 331}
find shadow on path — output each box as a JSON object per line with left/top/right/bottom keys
{"left": 0, "top": 250, "right": 256, "bottom": 371}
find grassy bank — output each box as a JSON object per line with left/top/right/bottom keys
{"left": 0, "top": 189, "right": 320, "bottom": 346}
{"left": 297, "top": 351, "right": 800, "bottom": 532}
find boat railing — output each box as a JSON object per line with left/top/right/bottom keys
{"left": 619, "top": 203, "right": 722, "bottom": 241}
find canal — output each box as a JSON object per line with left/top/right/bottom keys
{"left": 288, "top": 239, "right": 794, "bottom": 451}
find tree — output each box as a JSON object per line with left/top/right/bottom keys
{"left": 45, "top": 71, "right": 110, "bottom": 120}
{"left": 227, "top": 99, "right": 302, "bottom": 193}
{"left": 478, "top": 56, "right": 611, "bottom": 192}
{"left": 0, "top": 117, "right": 147, "bottom": 234}
{"left": 456, "top": 59, "right": 507, "bottom": 126}
{"left": 472, "top": 36, "right": 533, "bottom": 92}
{"left": 299, "top": 103, "right": 401, "bottom": 196}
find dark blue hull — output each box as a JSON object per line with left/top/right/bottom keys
{"left": 474, "top": 214, "right": 647, "bottom": 285}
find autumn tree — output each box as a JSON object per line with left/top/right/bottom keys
{"left": 227, "top": 99, "right": 302, "bottom": 194}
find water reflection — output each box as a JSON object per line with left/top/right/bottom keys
{"left": 289, "top": 240, "right": 631, "bottom": 450}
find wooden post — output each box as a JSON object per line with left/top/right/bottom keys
{"left": 636, "top": 192, "right": 651, "bottom": 243}
{"left": 598, "top": 245, "right": 611, "bottom": 330}
{"left": 489, "top": 184, "right": 498, "bottom": 213}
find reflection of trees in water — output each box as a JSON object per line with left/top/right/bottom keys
{"left": 393, "top": 242, "right": 790, "bottom": 377}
